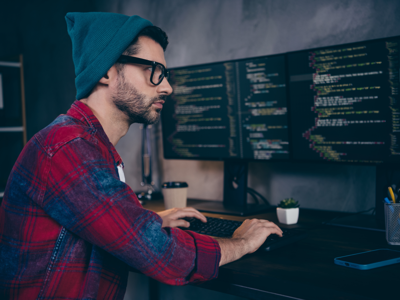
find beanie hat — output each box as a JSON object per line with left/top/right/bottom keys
{"left": 65, "top": 12, "right": 153, "bottom": 100}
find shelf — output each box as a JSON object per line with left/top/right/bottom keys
{"left": 0, "top": 61, "right": 21, "bottom": 68}
{"left": 0, "top": 127, "right": 24, "bottom": 132}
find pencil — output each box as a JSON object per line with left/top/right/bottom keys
{"left": 388, "top": 187, "right": 396, "bottom": 203}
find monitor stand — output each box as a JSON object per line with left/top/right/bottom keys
{"left": 189, "top": 161, "right": 273, "bottom": 216}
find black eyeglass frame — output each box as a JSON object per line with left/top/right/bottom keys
{"left": 116, "top": 55, "right": 169, "bottom": 86}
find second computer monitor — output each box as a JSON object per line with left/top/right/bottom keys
{"left": 288, "top": 37, "right": 400, "bottom": 164}
{"left": 162, "top": 54, "right": 289, "bottom": 161}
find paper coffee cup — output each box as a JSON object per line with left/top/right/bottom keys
{"left": 162, "top": 182, "right": 188, "bottom": 209}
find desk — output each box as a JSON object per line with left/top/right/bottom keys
{"left": 143, "top": 199, "right": 400, "bottom": 300}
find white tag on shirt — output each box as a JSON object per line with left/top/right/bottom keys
{"left": 117, "top": 164, "right": 125, "bottom": 183}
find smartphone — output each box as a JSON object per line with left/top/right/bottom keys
{"left": 334, "top": 249, "right": 400, "bottom": 270}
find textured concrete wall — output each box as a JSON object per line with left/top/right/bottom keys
{"left": 110, "top": 0, "right": 400, "bottom": 213}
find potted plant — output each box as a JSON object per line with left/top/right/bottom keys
{"left": 277, "top": 198, "right": 300, "bottom": 225}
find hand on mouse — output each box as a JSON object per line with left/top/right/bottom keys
{"left": 215, "top": 219, "right": 282, "bottom": 266}
{"left": 232, "top": 219, "right": 283, "bottom": 253}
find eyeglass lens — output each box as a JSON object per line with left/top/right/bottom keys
{"left": 152, "top": 64, "right": 167, "bottom": 85}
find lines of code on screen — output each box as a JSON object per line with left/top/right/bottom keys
{"left": 162, "top": 56, "right": 289, "bottom": 160}
{"left": 288, "top": 38, "right": 400, "bottom": 163}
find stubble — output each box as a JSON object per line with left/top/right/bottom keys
{"left": 112, "top": 72, "right": 164, "bottom": 125}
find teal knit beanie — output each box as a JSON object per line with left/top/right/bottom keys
{"left": 65, "top": 12, "right": 153, "bottom": 100}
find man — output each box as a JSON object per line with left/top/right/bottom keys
{"left": 0, "top": 12, "right": 282, "bottom": 299}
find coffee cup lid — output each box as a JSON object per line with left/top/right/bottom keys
{"left": 162, "top": 182, "right": 188, "bottom": 188}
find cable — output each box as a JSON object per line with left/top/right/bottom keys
{"left": 247, "top": 189, "right": 260, "bottom": 205}
{"left": 247, "top": 187, "right": 271, "bottom": 206}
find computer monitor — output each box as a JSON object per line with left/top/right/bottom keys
{"left": 161, "top": 54, "right": 289, "bottom": 215}
{"left": 287, "top": 36, "right": 400, "bottom": 164}
{"left": 287, "top": 36, "right": 400, "bottom": 229}
{"left": 162, "top": 36, "right": 400, "bottom": 217}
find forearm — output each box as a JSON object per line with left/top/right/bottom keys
{"left": 214, "top": 237, "right": 248, "bottom": 266}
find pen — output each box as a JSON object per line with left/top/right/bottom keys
{"left": 388, "top": 187, "right": 396, "bottom": 203}
{"left": 384, "top": 197, "right": 394, "bottom": 212}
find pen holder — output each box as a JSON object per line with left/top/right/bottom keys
{"left": 384, "top": 203, "right": 400, "bottom": 245}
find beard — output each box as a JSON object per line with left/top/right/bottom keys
{"left": 112, "top": 72, "right": 165, "bottom": 125}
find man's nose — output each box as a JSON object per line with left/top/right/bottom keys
{"left": 158, "top": 77, "right": 173, "bottom": 96}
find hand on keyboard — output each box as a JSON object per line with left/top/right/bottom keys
{"left": 157, "top": 207, "right": 207, "bottom": 228}
{"left": 182, "top": 216, "right": 307, "bottom": 253}
{"left": 181, "top": 215, "right": 306, "bottom": 266}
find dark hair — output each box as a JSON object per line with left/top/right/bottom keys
{"left": 115, "top": 26, "right": 169, "bottom": 73}
{"left": 125, "top": 26, "right": 169, "bottom": 55}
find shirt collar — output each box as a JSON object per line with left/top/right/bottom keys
{"left": 67, "top": 100, "right": 123, "bottom": 165}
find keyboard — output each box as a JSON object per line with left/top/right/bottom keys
{"left": 182, "top": 216, "right": 308, "bottom": 251}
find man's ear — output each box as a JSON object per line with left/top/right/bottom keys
{"left": 99, "top": 71, "right": 110, "bottom": 85}
{"left": 99, "top": 66, "right": 118, "bottom": 85}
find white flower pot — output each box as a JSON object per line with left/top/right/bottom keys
{"left": 277, "top": 207, "right": 299, "bottom": 225}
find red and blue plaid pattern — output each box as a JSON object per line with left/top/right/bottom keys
{"left": 0, "top": 101, "right": 221, "bottom": 299}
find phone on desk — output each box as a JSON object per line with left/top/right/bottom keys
{"left": 334, "top": 249, "right": 400, "bottom": 270}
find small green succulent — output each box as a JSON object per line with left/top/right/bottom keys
{"left": 278, "top": 198, "right": 299, "bottom": 209}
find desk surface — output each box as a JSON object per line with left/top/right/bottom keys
{"left": 143, "top": 199, "right": 400, "bottom": 300}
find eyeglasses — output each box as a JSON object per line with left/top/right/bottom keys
{"left": 116, "top": 55, "right": 169, "bottom": 86}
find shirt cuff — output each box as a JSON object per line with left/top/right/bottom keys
{"left": 180, "top": 230, "right": 221, "bottom": 283}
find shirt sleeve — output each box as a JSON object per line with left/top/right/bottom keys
{"left": 40, "top": 137, "right": 221, "bottom": 285}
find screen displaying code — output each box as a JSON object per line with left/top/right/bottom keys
{"left": 288, "top": 38, "right": 400, "bottom": 163}
{"left": 162, "top": 55, "right": 289, "bottom": 160}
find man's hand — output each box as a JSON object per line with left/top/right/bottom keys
{"left": 157, "top": 207, "right": 207, "bottom": 228}
{"left": 232, "top": 219, "right": 283, "bottom": 253}
{"left": 215, "top": 219, "right": 282, "bottom": 266}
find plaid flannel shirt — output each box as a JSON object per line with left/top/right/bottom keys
{"left": 0, "top": 101, "right": 221, "bottom": 299}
